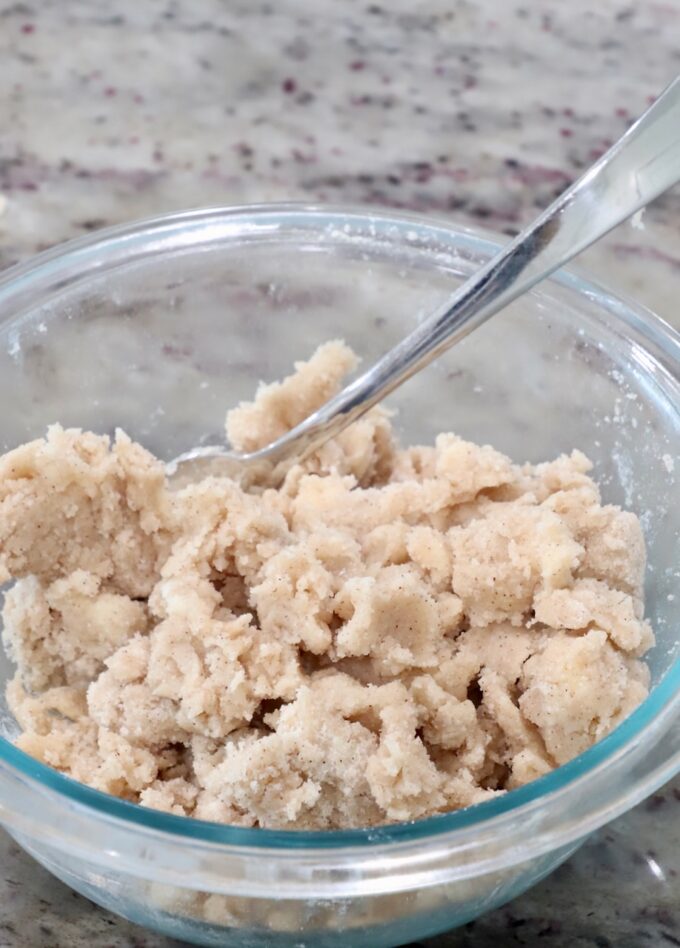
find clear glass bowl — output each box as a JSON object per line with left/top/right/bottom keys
{"left": 0, "top": 205, "right": 678, "bottom": 948}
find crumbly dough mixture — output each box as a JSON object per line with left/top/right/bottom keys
{"left": 0, "top": 342, "right": 653, "bottom": 829}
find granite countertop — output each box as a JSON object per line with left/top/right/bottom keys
{"left": 0, "top": 1, "right": 679, "bottom": 946}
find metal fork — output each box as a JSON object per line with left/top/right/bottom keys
{"left": 169, "top": 76, "right": 680, "bottom": 481}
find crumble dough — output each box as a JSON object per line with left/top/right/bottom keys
{"left": 0, "top": 341, "right": 653, "bottom": 829}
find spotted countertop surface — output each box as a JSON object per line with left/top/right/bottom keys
{"left": 0, "top": 1, "right": 679, "bottom": 946}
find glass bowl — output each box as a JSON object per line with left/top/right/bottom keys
{"left": 0, "top": 205, "right": 678, "bottom": 948}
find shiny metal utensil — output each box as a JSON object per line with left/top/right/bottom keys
{"left": 168, "top": 76, "right": 680, "bottom": 481}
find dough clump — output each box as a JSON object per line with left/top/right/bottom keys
{"left": 0, "top": 341, "right": 653, "bottom": 829}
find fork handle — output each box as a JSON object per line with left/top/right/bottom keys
{"left": 254, "top": 76, "right": 680, "bottom": 465}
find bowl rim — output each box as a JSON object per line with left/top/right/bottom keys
{"left": 0, "top": 201, "right": 678, "bottom": 852}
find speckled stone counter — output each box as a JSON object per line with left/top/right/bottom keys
{"left": 0, "top": 1, "right": 679, "bottom": 946}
